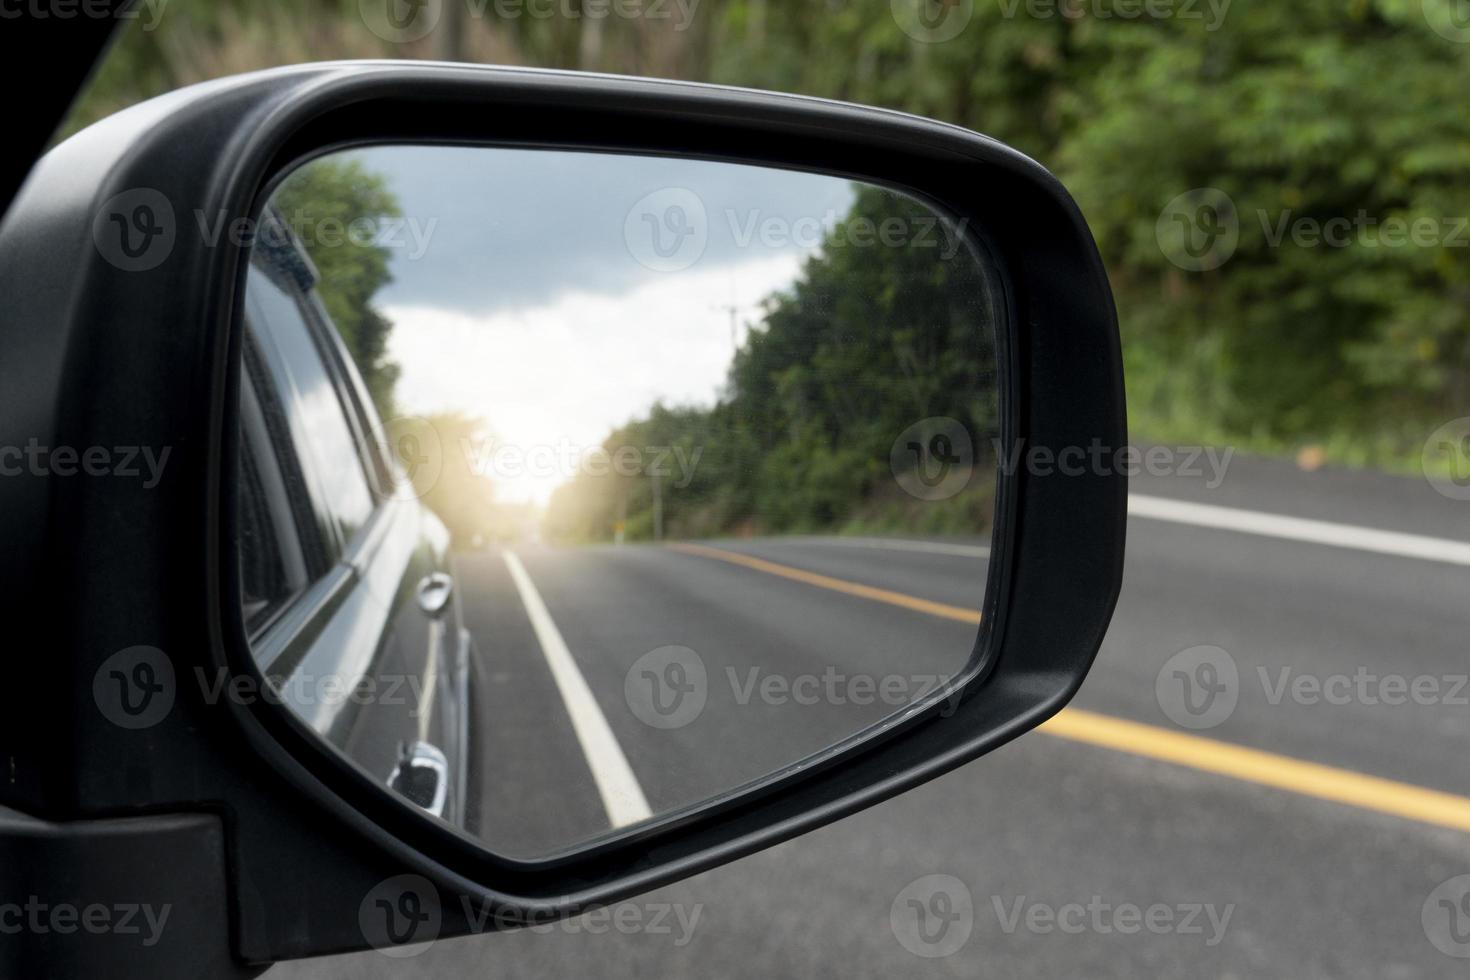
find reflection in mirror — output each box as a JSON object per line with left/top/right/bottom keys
{"left": 236, "top": 145, "right": 1002, "bottom": 859}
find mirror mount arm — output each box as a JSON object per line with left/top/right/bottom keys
{"left": 0, "top": 805, "right": 260, "bottom": 980}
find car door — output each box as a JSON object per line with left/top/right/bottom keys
{"left": 237, "top": 233, "right": 470, "bottom": 830}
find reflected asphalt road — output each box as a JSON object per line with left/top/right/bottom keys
{"left": 277, "top": 453, "right": 1470, "bottom": 978}
{"left": 462, "top": 533, "right": 985, "bottom": 858}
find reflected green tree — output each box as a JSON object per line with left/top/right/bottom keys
{"left": 273, "top": 158, "right": 402, "bottom": 419}
{"left": 546, "top": 187, "right": 999, "bottom": 542}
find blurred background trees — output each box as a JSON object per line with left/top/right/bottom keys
{"left": 71, "top": 0, "right": 1470, "bottom": 478}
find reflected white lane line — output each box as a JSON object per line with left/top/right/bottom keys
{"left": 1129, "top": 494, "right": 1470, "bottom": 568}
{"left": 791, "top": 537, "right": 990, "bottom": 558}
{"left": 502, "top": 550, "right": 652, "bottom": 828}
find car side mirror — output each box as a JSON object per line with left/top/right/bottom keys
{"left": 0, "top": 63, "right": 1123, "bottom": 977}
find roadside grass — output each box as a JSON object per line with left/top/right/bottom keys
{"left": 1123, "top": 332, "right": 1460, "bottom": 480}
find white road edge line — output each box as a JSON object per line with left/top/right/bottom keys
{"left": 502, "top": 551, "right": 653, "bottom": 828}
{"left": 799, "top": 537, "right": 991, "bottom": 558}
{"left": 1129, "top": 494, "right": 1470, "bottom": 568}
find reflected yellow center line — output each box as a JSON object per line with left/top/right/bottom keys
{"left": 671, "top": 541, "right": 1470, "bottom": 835}
{"left": 668, "top": 541, "right": 983, "bottom": 624}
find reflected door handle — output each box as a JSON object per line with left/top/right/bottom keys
{"left": 387, "top": 741, "right": 449, "bottom": 818}
{"left": 415, "top": 572, "right": 454, "bottom": 618}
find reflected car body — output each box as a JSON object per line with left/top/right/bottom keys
{"left": 236, "top": 208, "right": 473, "bottom": 828}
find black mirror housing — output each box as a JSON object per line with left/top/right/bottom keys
{"left": 0, "top": 63, "right": 1124, "bottom": 975}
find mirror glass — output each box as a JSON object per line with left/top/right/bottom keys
{"left": 236, "top": 144, "right": 1002, "bottom": 859}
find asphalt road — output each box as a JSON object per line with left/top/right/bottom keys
{"left": 464, "top": 533, "right": 985, "bottom": 858}
{"left": 278, "top": 452, "right": 1470, "bottom": 978}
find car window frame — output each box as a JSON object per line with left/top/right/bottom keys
{"left": 238, "top": 345, "right": 327, "bottom": 638}
{"left": 243, "top": 262, "right": 377, "bottom": 545}
{"left": 237, "top": 224, "right": 424, "bottom": 676}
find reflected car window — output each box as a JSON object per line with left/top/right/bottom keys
{"left": 245, "top": 264, "right": 376, "bottom": 541}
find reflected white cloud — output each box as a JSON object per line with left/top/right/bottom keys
{"left": 386, "top": 252, "right": 804, "bottom": 504}
{"left": 352, "top": 145, "right": 855, "bottom": 316}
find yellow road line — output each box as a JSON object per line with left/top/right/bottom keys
{"left": 671, "top": 540, "right": 1470, "bottom": 835}
{"left": 1041, "top": 708, "right": 1470, "bottom": 834}
{"left": 668, "top": 542, "right": 982, "bottom": 624}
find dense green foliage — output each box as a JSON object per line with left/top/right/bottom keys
{"left": 1053, "top": 2, "right": 1470, "bottom": 464}
{"left": 70, "top": 0, "right": 1470, "bottom": 472}
{"left": 544, "top": 187, "right": 1000, "bottom": 541}
{"left": 697, "top": 1, "right": 1470, "bottom": 466}
{"left": 273, "top": 159, "right": 402, "bottom": 418}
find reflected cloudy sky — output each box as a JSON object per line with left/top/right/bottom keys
{"left": 308, "top": 146, "right": 859, "bottom": 503}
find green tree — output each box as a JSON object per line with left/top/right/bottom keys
{"left": 1054, "top": 1, "right": 1470, "bottom": 463}
{"left": 273, "top": 158, "right": 403, "bottom": 418}
{"left": 68, "top": 0, "right": 1470, "bottom": 471}
{"left": 546, "top": 185, "right": 1000, "bottom": 542}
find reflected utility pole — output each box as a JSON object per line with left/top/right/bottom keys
{"left": 651, "top": 471, "right": 663, "bottom": 542}
{"left": 614, "top": 481, "right": 626, "bottom": 545}
{"left": 710, "top": 302, "right": 740, "bottom": 352}
{"left": 712, "top": 294, "right": 758, "bottom": 356}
